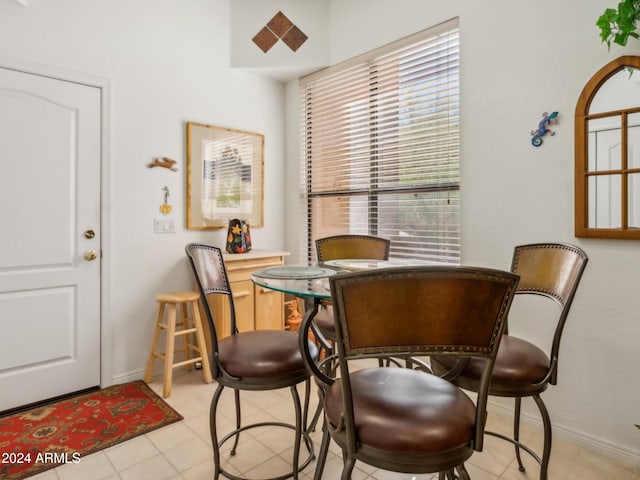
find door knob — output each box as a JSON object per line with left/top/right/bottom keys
{"left": 84, "top": 250, "right": 98, "bottom": 261}
{"left": 85, "top": 229, "right": 96, "bottom": 239}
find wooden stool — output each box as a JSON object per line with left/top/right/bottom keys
{"left": 144, "top": 291, "right": 212, "bottom": 397}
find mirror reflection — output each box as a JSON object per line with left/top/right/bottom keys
{"left": 590, "top": 67, "right": 640, "bottom": 113}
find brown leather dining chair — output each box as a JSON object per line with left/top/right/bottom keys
{"left": 316, "top": 234, "right": 391, "bottom": 264}
{"left": 308, "top": 234, "right": 392, "bottom": 431}
{"left": 299, "top": 265, "right": 519, "bottom": 480}
{"left": 185, "top": 243, "right": 318, "bottom": 480}
{"left": 313, "top": 234, "right": 390, "bottom": 344}
{"left": 431, "top": 242, "right": 588, "bottom": 480}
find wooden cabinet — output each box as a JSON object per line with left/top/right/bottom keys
{"left": 201, "top": 250, "right": 289, "bottom": 343}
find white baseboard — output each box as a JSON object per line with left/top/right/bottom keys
{"left": 488, "top": 400, "right": 640, "bottom": 467}
{"left": 109, "top": 369, "right": 147, "bottom": 386}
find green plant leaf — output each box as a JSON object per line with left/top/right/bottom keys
{"left": 615, "top": 31, "right": 630, "bottom": 45}
{"left": 597, "top": 1, "right": 640, "bottom": 48}
{"left": 597, "top": 15, "right": 613, "bottom": 43}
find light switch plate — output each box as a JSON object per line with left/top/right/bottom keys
{"left": 154, "top": 218, "right": 176, "bottom": 233}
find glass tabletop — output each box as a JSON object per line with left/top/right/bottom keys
{"left": 322, "top": 258, "right": 437, "bottom": 271}
{"left": 251, "top": 265, "right": 336, "bottom": 299}
{"left": 252, "top": 259, "right": 437, "bottom": 298}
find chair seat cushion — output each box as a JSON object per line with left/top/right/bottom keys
{"left": 218, "top": 330, "right": 316, "bottom": 378}
{"left": 324, "top": 368, "right": 475, "bottom": 454}
{"left": 432, "top": 335, "right": 550, "bottom": 392}
{"left": 314, "top": 307, "right": 336, "bottom": 338}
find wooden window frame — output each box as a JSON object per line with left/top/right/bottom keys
{"left": 575, "top": 55, "right": 640, "bottom": 239}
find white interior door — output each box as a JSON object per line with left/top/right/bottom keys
{"left": 0, "top": 67, "right": 101, "bottom": 411}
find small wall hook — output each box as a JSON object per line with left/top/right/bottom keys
{"left": 160, "top": 186, "right": 172, "bottom": 215}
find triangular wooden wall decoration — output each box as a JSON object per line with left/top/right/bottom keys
{"left": 253, "top": 11, "right": 308, "bottom": 53}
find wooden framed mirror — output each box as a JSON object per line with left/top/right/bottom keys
{"left": 575, "top": 55, "right": 640, "bottom": 239}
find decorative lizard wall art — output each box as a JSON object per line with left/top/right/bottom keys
{"left": 530, "top": 111, "right": 558, "bottom": 147}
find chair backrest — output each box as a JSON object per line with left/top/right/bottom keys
{"left": 185, "top": 243, "right": 238, "bottom": 373}
{"left": 510, "top": 242, "right": 588, "bottom": 384}
{"left": 316, "top": 234, "right": 390, "bottom": 262}
{"left": 329, "top": 265, "right": 519, "bottom": 450}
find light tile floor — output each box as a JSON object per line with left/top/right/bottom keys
{"left": 29, "top": 369, "right": 639, "bottom": 480}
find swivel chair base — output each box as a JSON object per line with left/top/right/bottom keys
{"left": 216, "top": 422, "right": 315, "bottom": 480}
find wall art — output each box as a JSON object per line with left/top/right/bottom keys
{"left": 186, "top": 122, "right": 264, "bottom": 229}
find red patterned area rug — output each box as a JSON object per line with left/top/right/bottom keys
{"left": 0, "top": 380, "right": 182, "bottom": 480}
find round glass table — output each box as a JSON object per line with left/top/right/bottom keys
{"left": 251, "top": 265, "right": 336, "bottom": 300}
{"left": 251, "top": 260, "right": 437, "bottom": 300}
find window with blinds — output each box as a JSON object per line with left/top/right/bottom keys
{"left": 300, "top": 18, "right": 460, "bottom": 264}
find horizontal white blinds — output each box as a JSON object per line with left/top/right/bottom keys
{"left": 300, "top": 19, "right": 460, "bottom": 263}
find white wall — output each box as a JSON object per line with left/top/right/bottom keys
{"left": 284, "top": 0, "right": 640, "bottom": 465}
{"left": 2, "top": 0, "right": 640, "bottom": 466}
{"left": 0, "top": 0, "right": 287, "bottom": 383}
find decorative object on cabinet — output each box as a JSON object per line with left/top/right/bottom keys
{"left": 252, "top": 11, "right": 308, "bottom": 53}
{"left": 198, "top": 249, "right": 289, "bottom": 350}
{"left": 575, "top": 55, "right": 640, "bottom": 239}
{"left": 159, "top": 186, "right": 172, "bottom": 215}
{"left": 284, "top": 299, "right": 303, "bottom": 331}
{"left": 597, "top": 0, "right": 640, "bottom": 49}
{"left": 225, "top": 218, "right": 252, "bottom": 253}
{"left": 530, "top": 111, "right": 558, "bottom": 147}
{"left": 148, "top": 157, "right": 178, "bottom": 171}
{"left": 186, "top": 122, "right": 264, "bottom": 230}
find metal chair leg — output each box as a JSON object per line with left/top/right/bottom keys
{"left": 457, "top": 464, "right": 471, "bottom": 480}
{"left": 514, "top": 397, "right": 525, "bottom": 472}
{"left": 308, "top": 390, "right": 323, "bottom": 432}
{"left": 485, "top": 395, "right": 551, "bottom": 480}
{"left": 210, "top": 384, "right": 225, "bottom": 480}
{"left": 313, "top": 419, "right": 331, "bottom": 480}
{"left": 340, "top": 451, "right": 356, "bottom": 480}
{"left": 300, "top": 379, "right": 315, "bottom": 454}
{"left": 289, "top": 385, "right": 303, "bottom": 480}
{"left": 302, "top": 378, "right": 310, "bottom": 428}
{"left": 308, "top": 331, "right": 333, "bottom": 433}
{"left": 445, "top": 469, "right": 456, "bottom": 479}
{"left": 534, "top": 394, "right": 552, "bottom": 480}
{"left": 231, "top": 388, "right": 241, "bottom": 455}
